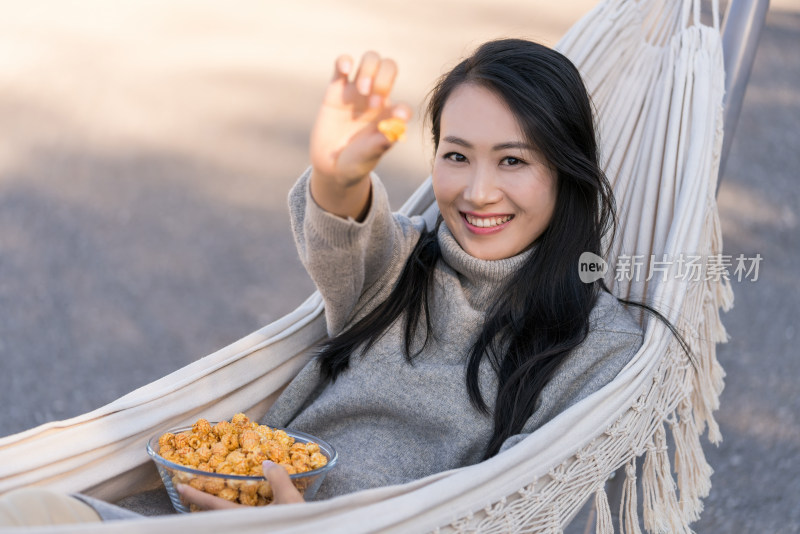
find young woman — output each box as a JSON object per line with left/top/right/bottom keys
{"left": 0, "top": 38, "right": 644, "bottom": 522}
{"left": 207, "top": 38, "right": 642, "bottom": 506}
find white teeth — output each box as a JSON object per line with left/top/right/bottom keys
{"left": 465, "top": 214, "right": 512, "bottom": 228}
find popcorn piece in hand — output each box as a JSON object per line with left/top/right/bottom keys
{"left": 377, "top": 117, "right": 407, "bottom": 142}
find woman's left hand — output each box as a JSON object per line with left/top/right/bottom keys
{"left": 176, "top": 461, "right": 304, "bottom": 511}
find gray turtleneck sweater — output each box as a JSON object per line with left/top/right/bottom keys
{"left": 72, "top": 168, "right": 641, "bottom": 521}
{"left": 264, "top": 169, "right": 643, "bottom": 501}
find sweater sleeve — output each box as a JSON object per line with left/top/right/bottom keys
{"left": 497, "top": 293, "right": 644, "bottom": 453}
{"left": 289, "top": 167, "right": 426, "bottom": 337}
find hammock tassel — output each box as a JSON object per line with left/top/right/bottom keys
{"left": 689, "top": 206, "right": 728, "bottom": 446}
{"left": 706, "top": 206, "right": 734, "bottom": 342}
{"left": 707, "top": 204, "right": 735, "bottom": 314}
{"left": 691, "top": 281, "right": 727, "bottom": 445}
{"left": 619, "top": 458, "right": 642, "bottom": 534}
{"left": 672, "top": 400, "right": 713, "bottom": 523}
{"left": 642, "top": 424, "right": 690, "bottom": 534}
{"left": 595, "top": 486, "right": 614, "bottom": 534}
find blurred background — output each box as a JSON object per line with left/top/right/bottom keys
{"left": 0, "top": 1, "right": 797, "bottom": 531}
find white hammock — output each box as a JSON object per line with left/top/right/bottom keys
{"left": 0, "top": 0, "right": 734, "bottom": 532}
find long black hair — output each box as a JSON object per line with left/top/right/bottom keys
{"left": 316, "top": 39, "right": 649, "bottom": 458}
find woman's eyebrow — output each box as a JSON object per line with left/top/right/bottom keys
{"left": 442, "top": 136, "right": 533, "bottom": 151}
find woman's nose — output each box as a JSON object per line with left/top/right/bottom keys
{"left": 463, "top": 167, "right": 502, "bottom": 206}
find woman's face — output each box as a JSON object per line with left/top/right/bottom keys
{"left": 432, "top": 83, "right": 557, "bottom": 261}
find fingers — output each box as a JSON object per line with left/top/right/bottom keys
{"left": 370, "top": 58, "right": 397, "bottom": 108}
{"left": 359, "top": 53, "right": 397, "bottom": 111}
{"left": 332, "top": 51, "right": 399, "bottom": 109}
{"left": 355, "top": 51, "right": 381, "bottom": 96}
{"left": 176, "top": 484, "right": 243, "bottom": 511}
{"left": 262, "top": 461, "right": 304, "bottom": 505}
{"left": 332, "top": 54, "right": 353, "bottom": 82}
{"left": 174, "top": 465, "right": 304, "bottom": 512}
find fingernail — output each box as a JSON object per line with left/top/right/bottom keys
{"left": 369, "top": 94, "right": 383, "bottom": 109}
{"left": 341, "top": 59, "right": 352, "bottom": 74}
{"left": 357, "top": 78, "right": 371, "bottom": 96}
{"left": 176, "top": 483, "right": 186, "bottom": 493}
{"left": 263, "top": 460, "right": 275, "bottom": 468}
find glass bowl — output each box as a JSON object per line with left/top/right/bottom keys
{"left": 146, "top": 424, "right": 337, "bottom": 513}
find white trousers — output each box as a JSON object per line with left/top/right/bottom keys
{"left": 0, "top": 487, "right": 101, "bottom": 527}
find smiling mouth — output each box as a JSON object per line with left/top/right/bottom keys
{"left": 462, "top": 213, "right": 514, "bottom": 228}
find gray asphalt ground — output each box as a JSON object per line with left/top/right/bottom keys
{"left": 0, "top": 1, "right": 797, "bottom": 532}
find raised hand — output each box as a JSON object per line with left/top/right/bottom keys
{"left": 309, "top": 51, "right": 411, "bottom": 220}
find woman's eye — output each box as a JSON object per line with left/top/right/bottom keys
{"left": 501, "top": 156, "right": 525, "bottom": 166}
{"left": 444, "top": 152, "right": 467, "bottom": 163}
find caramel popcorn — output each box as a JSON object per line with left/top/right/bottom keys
{"left": 157, "top": 414, "right": 328, "bottom": 509}
{"left": 377, "top": 117, "right": 407, "bottom": 142}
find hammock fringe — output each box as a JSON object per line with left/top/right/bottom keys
{"left": 595, "top": 487, "right": 614, "bottom": 534}
{"left": 641, "top": 425, "right": 690, "bottom": 534}
{"left": 619, "top": 459, "right": 642, "bottom": 534}
{"left": 671, "top": 400, "right": 713, "bottom": 523}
